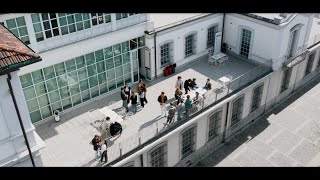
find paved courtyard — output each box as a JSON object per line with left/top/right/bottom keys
{"left": 35, "top": 53, "right": 257, "bottom": 166}
{"left": 196, "top": 76, "right": 320, "bottom": 167}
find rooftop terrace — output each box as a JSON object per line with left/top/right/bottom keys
{"left": 35, "top": 53, "right": 272, "bottom": 166}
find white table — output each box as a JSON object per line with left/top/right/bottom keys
{"left": 99, "top": 106, "right": 123, "bottom": 123}
{"left": 209, "top": 53, "right": 228, "bottom": 66}
{"left": 218, "top": 76, "right": 231, "bottom": 88}
{"left": 181, "top": 87, "right": 207, "bottom": 101}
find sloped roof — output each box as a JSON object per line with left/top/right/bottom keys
{"left": 0, "top": 24, "right": 41, "bottom": 75}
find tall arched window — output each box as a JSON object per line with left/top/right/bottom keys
{"left": 207, "top": 109, "right": 223, "bottom": 142}
{"left": 148, "top": 142, "right": 167, "bottom": 167}
{"left": 231, "top": 95, "right": 245, "bottom": 126}
{"left": 287, "top": 24, "right": 302, "bottom": 59}
{"left": 250, "top": 83, "right": 264, "bottom": 113}
{"left": 180, "top": 124, "right": 197, "bottom": 160}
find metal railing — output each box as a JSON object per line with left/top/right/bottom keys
{"left": 103, "top": 63, "right": 273, "bottom": 166}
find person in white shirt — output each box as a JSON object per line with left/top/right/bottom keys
{"left": 175, "top": 76, "right": 184, "bottom": 90}
{"left": 100, "top": 140, "right": 108, "bottom": 162}
{"left": 102, "top": 116, "right": 115, "bottom": 137}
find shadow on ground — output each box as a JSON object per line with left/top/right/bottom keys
{"left": 195, "top": 77, "right": 320, "bottom": 167}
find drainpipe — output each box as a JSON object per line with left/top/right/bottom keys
{"left": 140, "top": 154, "right": 144, "bottom": 167}
{"left": 154, "top": 32, "right": 158, "bottom": 79}
{"left": 221, "top": 13, "right": 226, "bottom": 44}
{"left": 7, "top": 73, "right": 35, "bottom": 167}
{"left": 222, "top": 102, "right": 230, "bottom": 143}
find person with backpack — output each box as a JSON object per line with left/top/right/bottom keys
{"left": 91, "top": 135, "right": 101, "bottom": 160}
{"left": 120, "top": 87, "right": 129, "bottom": 112}
{"left": 184, "top": 95, "right": 192, "bottom": 117}
{"left": 100, "top": 140, "right": 108, "bottom": 163}
{"left": 157, "top": 92, "right": 168, "bottom": 117}
{"left": 166, "top": 103, "right": 176, "bottom": 125}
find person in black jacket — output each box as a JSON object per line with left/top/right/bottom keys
{"left": 157, "top": 92, "right": 168, "bottom": 116}
{"left": 184, "top": 79, "right": 191, "bottom": 94}
{"left": 130, "top": 91, "right": 138, "bottom": 114}
{"left": 91, "top": 135, "right": 101, "bottom": 159}
{"left": 124, "top": 83, "right": 131, "bottom": 104}
{"left": 120, "top": 87, "right": 129, "bottom": 112}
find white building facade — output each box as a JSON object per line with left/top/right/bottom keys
{"left": 1, "top": 13, "right": 320, "bottom": 167}
{"left": 0, "top": 13, "right": 151, "bottom": 124}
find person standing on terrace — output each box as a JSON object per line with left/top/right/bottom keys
{"left": 175, "top": 76, "right": 184, "bottom": 90}
{"left": 157, "top": 92, "right": 168, "bottom": 117}
{"left": 124, "top": 83, "right": 131, "bottom": 104}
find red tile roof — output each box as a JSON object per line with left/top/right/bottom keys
{"left": 0, "top": 24, "right": 41, "bottom": 75}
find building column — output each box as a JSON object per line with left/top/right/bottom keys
{"left": 24, "top": 14, "right": 39, "bottom": 53}
{"left": 111, "top": 13, "right": 117, "bottom": 31}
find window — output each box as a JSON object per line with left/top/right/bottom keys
{"left": 31, "top": 13, "right": 112, "bottom": 41}
{"left": 231, "top": 96, "right": 244, "bottom": 126}
{"left": 304, "top": 52, "right": 315, "bottom": 76}
{"left": 20, "top": 37, "right": 145, "bottom": 123}
{"left": 148, "top": 143, "right": 167, "bottom": 167}
{"left": 280, "top": 68, "right": 292, "bottom": 93}
{"left": 5, "top": 16, "right": 30, "bottom": 45}
{"left": 240, "top": 29, "right": 252, "bottom": 58}
{"left": 181, "top": 125, "right": 197, "bottom": 159}
{"left": 90, "top": 13, "right": 104, "bottom": 26}
{"left": 207, "top": 26, "right": 218, "bottom": 48}
{"left": 160, "top": 42, "right": 173, "bottom": 67}
{"left": 287, "top": 26, "right": 300, "bottom": 59}
{"left": 122, "top": 162, "right": 134, "bottom": 167}
{"left": 208, "top": 110, "right": 222, "bottom": 141}
{"left": 185, "top": 33, "right": 196, "bottom": 57}
{"left": 250, "top": 84, "right": 264, "bottom": 113}
{"left": 116, "top": 13, "right": 130, "bottom": 20}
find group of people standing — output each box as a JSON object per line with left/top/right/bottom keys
{"left": 91, "top": 134, "right": 108, "bottom": 163}
{"left": 120, "top": 80, "right": 148, "bottom": 114}
{"left": 156, "top": 76, "right": 212, "bottom": 126}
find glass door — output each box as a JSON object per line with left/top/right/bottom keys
{"left": 240, "top": 29, "right": 252, "bottom": 58}
{"left": 130, "top": 49, "right": 139, "bottom": 82}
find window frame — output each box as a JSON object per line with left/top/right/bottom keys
{"left": 184, "top": 32, "right": 197, "bottom": 58}
{"left": 4, "top": 16, "right": 30, "bottom": 45}
{"left": 304, "top": 51, "right": 316, "bottom": 77}
{"left": 250, "top": 83, "right": 264, "bottom": 113}
{"left": 180, "top": 124, "right": 197, "bottom": 160}
{"left": 286, "top": 24, "right": 302, "bottom": 59}
{"left": 239, "top": 28, "right": 252, "bottom": 58}
{"left": 147, "top": 142, "right": 167, "bottom": 167}
{"left": 159, "top": 41, "right": 174, "bottom": 68}
{"left": 207, "top": 108, "right": 223, "bottom": 142}
{"left": 207, "top": 24, "right": 219, "bottom": 49}
{"left": 280, "top": 67, "right": 292, "bottom": 93}
{"left": 230, "top": 95, "right": 245, "bottom": 126}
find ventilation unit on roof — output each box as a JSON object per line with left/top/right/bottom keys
{"left": 274, "top": 16, "right": 283, "bottom": 25}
